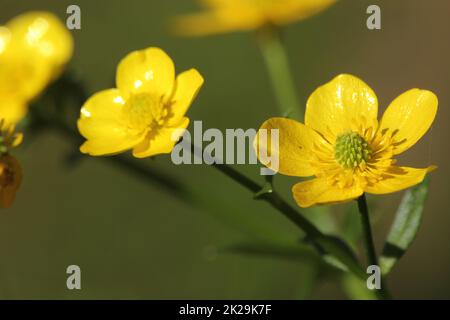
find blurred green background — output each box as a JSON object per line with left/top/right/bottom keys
{"left": 0, "top": 0, "right": 448, "bottom": 299}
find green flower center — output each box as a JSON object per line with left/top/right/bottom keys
{"left": 124, "top": 93, "right": 168, "bottom": 131}
{"left": 334, "top": 132, "right": 371, "bottom": 169}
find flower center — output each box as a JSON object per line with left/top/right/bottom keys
{"left": 123, "top": 93, "right": 168, "bottom": 132}
{"left": 334, "top": 132, "right": 371, "bottom": 169}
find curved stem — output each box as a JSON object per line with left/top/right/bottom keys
{"left": 256, "top": 26, "right": 302, "bottom": 120}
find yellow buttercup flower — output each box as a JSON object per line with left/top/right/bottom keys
{"left": 0, "top": 11, "right": 73, "bottom": 126}
{"left": 173, "top": 0, "right": 337, "bottom": 36}
{"left": 78, "top": 47, "right": 204, "bottom": 158}
{"left": 256, "top": 74, "right": 438, "bottom": 208}
{"left": 0, "top": 120, "right": 23, "bottom": 208}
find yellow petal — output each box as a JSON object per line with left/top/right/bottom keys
{"left": 172, "top": 10, "right": 262, "bottom": 37}
{"left": 168, "top": 69, "right": 204, "bottom": 125}
{"left": 0, "top": 50, "right": 53, "bottom": 103}
{"left": 116, "top": 47, "right": 175, "bottom": 98}
{"left": 379, "top": 89, "right": 438, "bottom": 155}
{"left": 255, "top": 117, "right": 328, "bottom": 177}
{"left": 0, "top": 12, "right": 72, "bottom": 104}
{"left": 292, "top": 178, "right": 363, "bottom": 208}
{"left": 364, "top": 166, "right": 435, "bottom": 195}
{"left": 0, "top": 26, "right": 11, "bottom": 55}
{"left": 6, "top": 11, "right": 73, "bottom": 77}
{"left": 0, "top": 96, "right": 27, "bottom": 127}
{"left": 174, "top": 0, "right": 336, "bottom": 36}
{"left": 132, "top": 117, "right": 190, "bottom": 158}
{"left": 264, "top": 0, "right": 338, "bottom": 26}
{"left": 77, "top": 89, "right": 145, "bottom": 156}
{"left": 305, "top": 74, "right": 378, "bottom": 142}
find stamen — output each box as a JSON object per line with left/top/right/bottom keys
{"left": 334, "top": 131, "right": 371, "bottom": 169}
{"left": 123, "top": 93, "right": 169, "bottom": 131}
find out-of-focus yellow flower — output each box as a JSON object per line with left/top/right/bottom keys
{"left": 0, "top": 121, "right": 23, "bottom": 208}
{"left": 173, "top": 0, "right": 337, "bottom": 36}
{"left": 78, "top": 47, "right": 204, "bottom": 158}
{"left": 255, "top": 74, "right": 438, "bottom": 208}
{"left": 0, "top": 12, "right": 73, "bottom": 126}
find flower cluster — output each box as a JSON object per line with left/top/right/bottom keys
{"left": 0, "top": 11, "right": 73, "bottom": 208}
{"left": 0, "top": 2, "right": 441, "bottom": 300}
{"left": 0, "top": 11, "right": 73, "bottom": 126}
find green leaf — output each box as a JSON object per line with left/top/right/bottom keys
{"left": 380, "top": 177, "right": 430, "bottom": 275}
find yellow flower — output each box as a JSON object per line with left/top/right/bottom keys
{"left": 256, "top": 74, "right": 438, "bottom": 208}
{"left": 0, "top": 11, "right": 73, "bottom": 126}
{"left": 173, "top": 0, "right": 337, "bottom": 36}
{"left": 0, "top": 121, "right": 23, "bottom": 208}
{"left": 78, "top": 47, "right": 204, "bottom": 158}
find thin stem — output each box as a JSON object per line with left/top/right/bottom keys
{"left": 257, "top": 26, "right": 302, "bottom": 120}
{"left": 190, "top": 143, "right": 365, "bottom": 279}
{"left": 357, "top": 194, "right": 378, "bottom": 267}
{"left": 190, "top": 143, "right": 320, "bottom": 238}
{"left": 357, "top": 194, "right": 392, "bottom": 300}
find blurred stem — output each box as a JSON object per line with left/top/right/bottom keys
{"left": 257, "top": 25, "right": 302, "bottom": 120}
{"left": 34, "top": 112, "right": 193, "bottom": 204}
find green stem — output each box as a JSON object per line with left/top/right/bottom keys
{"left": 357, "top": 194, "right": 378, "bottom": 267}
{"left": 357, "top": 194, "right": 392, "bottom": 300}
{"left": 190, "top": 143, "right": 364, "bottom": 279}
{"left": 189, "top": 143, "right": 319, "bottom": 238}
{"left": 257, "top": 26, "right": 302, "bottom": 120}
